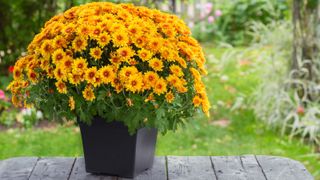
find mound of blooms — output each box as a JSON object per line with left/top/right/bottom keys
{"left": 7, "top": 2, "right": 210, "bottom": 133}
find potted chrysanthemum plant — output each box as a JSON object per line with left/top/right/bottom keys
{"left": 7, "top": 2, "right": 210, "bottom": 178}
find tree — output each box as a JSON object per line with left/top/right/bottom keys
{"left": 292, "top": 0, "right": 320, "bottom": 100}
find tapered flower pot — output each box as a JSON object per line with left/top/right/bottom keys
{"left": 78, "top": 116, "right": 158, "bottom": 178}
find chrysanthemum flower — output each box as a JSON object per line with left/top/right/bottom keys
{"left": 68, "top": 96, "right": 75, "bottom": 110}
{"left": 72, "top": 58, "right": 88, "bottom": 74}
{"left": 55, "top": 81, "right": 67, "bottom": 94}
{"left": 165, "top": 91, "right": 175, "bottom": 103}
{"left": 138, "top": 49, "right": 153, "bottom": 61}
{"left": 144, "top": 71, "right": 159, "bottom": 87}
{"left": 148, "top": 58, "right": 163, "bottom": 72}
{"left": 119, "top": 66, "right": 139, "bottom": 81}
{"left": 99, "top": 65, "right": 115, "bottom": 84}
{"left": 112, "top": 30, "right": 129, "bottom": 47}
{"left": 85, "top": 67, "right": 98, "bottom": 84}
{"left": 28, "top": 70, "right": 38, "bottom": 83}
{"left": 82, "top": 85, "right": 95, "bottom": 101}
{"left": 192, "top": 95, "right": 202, "bottom": 107}
{"left": 90, "top": 47, "right": 102, "bottom": 60}
{"left": 97, "top": 32, "right": 111, "bottom": 47}
{"left": 117, "top": 46, "right": 134, "bottom": 61}
{"left": 53, "top": 35, "right": 67, "bottom": 49}
{"left": 154, "top": 78, "right": 167, "bottom": 95}
{"left": 72, "top": 36, "right": 88, "bottom": 52}
{"left": 170, "top": 65, "right": 184, "bottom": 77}
{"left": 125, "top": 74, "right": 143, "bottom": 93}
{"left": 54, "top": 67, "right": 67, "bottom": 81}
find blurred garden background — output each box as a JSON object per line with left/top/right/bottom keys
{"left": 0, "top": 0, "right": 320, "bottom": 178}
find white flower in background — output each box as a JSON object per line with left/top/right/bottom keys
{"left": 7, "top": 49, "right": 11, "bottom": 54}
{"left": 21, "top": 52, "right": 27, "bottom": 56}
{"left": 21, "top": 108, "right": 32, "bottom": 116}
{"left": 220, "top": 75, "right": 229, "bottom": 82}
{"left": 36, "top": 111, "right": 43, "bottom": 119}
{"left": 0, "top": 50, "right": 4, "bottom": 57}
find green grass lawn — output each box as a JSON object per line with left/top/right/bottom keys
{"left": 0, "top": 45, "right": 319, "bottom": 178}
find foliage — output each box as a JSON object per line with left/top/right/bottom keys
{"left": 209, "top": 0, "right": 289, "bottom": 45}
{"left": 251, "top": 21, "right": 320, "bottom": 144}
{"left": 0, "top": 0, "right": 63, "bottom": 73}
{"left": 7, "top": 2, "right": 210, "bottom": 134}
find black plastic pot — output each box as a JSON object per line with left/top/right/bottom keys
{"left": 78, "top": 116, "right": 158, "bottom": 178}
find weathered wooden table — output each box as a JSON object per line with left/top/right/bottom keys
{"left": 0, "top": 156, "right": 313, "bottom": 180}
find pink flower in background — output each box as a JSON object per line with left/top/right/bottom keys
{"left": 0, "top": 90, "right": 5, "bottom": 100}
{"left": 215, "top": 9, "right": 222, "bottom": 17}
{"left": 205, "top": 2, "right": 213, "bottom": 13}
{"left": 208, "top": 16, "right": 215, "bottom": 23}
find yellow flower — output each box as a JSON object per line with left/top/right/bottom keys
{"left": 68, "top": 73, "right": 82, "bottom": 85}
{"left": 72, "top": 36, "right": 88, "bottom": 52}
{"left": 54, "top": 67, "right": 67, "bottom": 81}
{"left": 119, "top": 66, "right": 138, "bottom": 81}
{"left": 77, "top": 24, "right": 91, "bottom": 37}
{"left": 170, "top": 65, "right": 184, "bottom": 77}
{"left": 90, "top": 25, "right": 102, "bottom": 38}
{"left": 69, "top": 96, "right": 75, "bottom": 110}
{"left": 160, "top": 47, "right": 173, "bottom": 60}
{"left": 110, "top": 53, "right": 122, "bottom": 66}
{"left": 90, "top": 47, "right": 102, "bottom": 60}
{"left": 62, "top": 23, "right": 76, "bottom": 36}
{"left": 99, "top": 65, "right": 115, "bottom": 84}
{"left": 60, "top": 56, "right": 74, "bottom": 72}
{"left": 72, "top": 57, "right": 88, "bottom": 74}
{"left": 132, "top": 35, "right": 146, "bottom": 48}
{"left": 144, "top": 71, "right": 159, "bottom": 87}
{"left": 27, "top": 70, "right": 38, "bottom": 83}
{"left": 148, "top": 58, "right": 163, "bottom": 72}
{"left": 82, "top": 85, "right": 95, "bottom": 101}
{"left": 117, "top": 46, "right": 134, "bottom": 61}
{"left": 190, "top": 67, "right": 201, "bottom": 80}
{"left": 13, "top": 67, "right": 23, "bottom": 80}
{"left": 166, "top": 74, "right": 180, "bottom": 88}
{"left": 193, "top": 95, "right": 202, "bottom": 107}
{"left": 53, "top": 35, "right": 67, "bottom": 49}
{"left": 176, "top": 56, "right": 187, "bottom": 68}
{"left": 128, "top": 24, "right": 142, "bottom": 36}
{"left": 138, "top": 49, "right": 153, "bottom": 61}
{"left": 148, "top": 38, "right": 163, "bottom": 52}
{"left": 112, "top": 30, "right": 129, "bottom": 47}
{"left": 85, "top": 67, "right": 98, "bottom": 84}
{"left": 125, "top": 74, "right": 143, "bottom": 93}
{"left": 165, "top": 91, "right": 175, "bottom": 103}
{"left": 55, "top": 81, "right": 67, "bottom": 94}
{"left": 154, "top": 78, "right": 167, "bottom": 95}
{"left": 40, "top": 40, "right": 54, "bottom": 59}
{"left": 201, "top": 95, "right": 211, "bottom": 117}
{"left": 97, "top": 32, "right": 111, "bottom": 47}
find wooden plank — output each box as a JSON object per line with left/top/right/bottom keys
{"left": 29, "top": 157, "right": 75, "bottom": 180}
{"left": 69, "top": 157, "right": 117, "bottom": 180}
{"left": 256, "top": 155, "right": 313, "bottom": 180}
{"left": 0, "top": 157, "right": 38, "bottom": 180}
{"left": 120, "top": 156, "right": 166, "bottom": 180}
{"left": 211, "top": 156, "right": 247, "bottom": 180}
{"left": 167, "top": 156, "right": 216, "bottom": 180}
{"left": 240, "top": 155, "right": 266, "bottom": 180}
